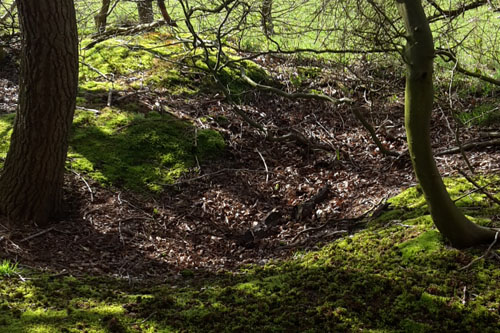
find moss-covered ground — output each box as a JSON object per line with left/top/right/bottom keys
{"left": 1, "top": 177, "right": 499, "bottom": 332}
{"left": 0, "top": 16, "right": 499, "bottom": 332}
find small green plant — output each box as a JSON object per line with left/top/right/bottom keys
{"left": 0, "top": 259, "right": 18, "bottom": 277}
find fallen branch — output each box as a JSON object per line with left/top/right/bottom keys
{"left": 287, "top": 197, "right": 389, "bottom": 245}
{"left": 169, "top": 168, "right": 273, "bottom": 186}
{"left": 76, "top": 106, "right": 101, "bottom": 114}
{"left": 71, "top": 169, "right": 94, "bottom": 203}
{"left": 457, "top": 169, "right": 500, "bottom": 206}
{"left": 436, "top": 138, "right": 500, "bottom": 156}
{"left": 241, "top": 69, "right": 400, "bottom": 157}
{"left": 437, "top": 49, "right": 500, "bottom": 87}
{"left": 460, "top": 231, "right": 499, "bottom": 270}
{"left": 232, "top": 105, "right": 333, "bottom": 151}
{"left": 292, "top": 185, "right": 330, "bottom": 221}
{"left": 84, "top": 20, "right": 167, "bottom": 50}
{"left": 20, "top": 226, "right": 56, "bottom": 243}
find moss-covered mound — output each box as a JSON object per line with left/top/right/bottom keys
{"left": 79, "top": 34, "right": 269, "bottom": 99}
{"left": 0, "top": 108, "right": 224, "bottom": 193}
{"left": 1, "top": 181, "right": 499, "bottom": 332}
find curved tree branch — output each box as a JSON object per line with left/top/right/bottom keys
{"left": 241, "top": 69, "right": 400, "bottom": 157}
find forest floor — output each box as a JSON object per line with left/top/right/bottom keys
{"left": 0, "top": 36, "right": 499, "bottom": 332}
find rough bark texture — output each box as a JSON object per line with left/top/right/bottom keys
{"left": 0, "top": 0, "right": 78, "bottom": 227}
{"left": 396, "top": 0, "right": 495, "bottom": 247}
{"left": 137, "top": 0, "right": 154, "bottom": 24}
{"left": 94, "top": 0, "right": 111, "bottom": 32}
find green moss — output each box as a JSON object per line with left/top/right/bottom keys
{"left": 398, "top": 230, "right": 443, "bottom": 260}
{"left": 69, "top": 108, "right": 224, "bottom": 192}
{"left": 0, "top": 113, "right": 15, "bottom": 168}
{"left": 457, "top": 103, "right": 500, "bottom": 127}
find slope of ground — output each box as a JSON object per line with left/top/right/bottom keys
{"left": 0, "top": 33, "right": 499, "bottom": 332}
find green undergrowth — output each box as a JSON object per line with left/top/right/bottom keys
{"left": 457, "top": 103, "right": 500, "bottom": 128}
{"left": 1, "top": 179, "right": 500, "bottom": 332}
{"left": 0, "top": 109, "right": 225, "bottom": 193}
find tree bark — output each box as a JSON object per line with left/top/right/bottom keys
{"left": 396, "top": 0, "right": 495, "bottom": 247}
{"left": 94, "top": 0, "right": 111, "bottom": 33}
{"left": 137, "top": 0, "right": 154, "bottom": 24}
{"left": 0, "top": 0, "right": 79, "bottom": 227}
{"left": 261, "top": 0, "right": 274, "bottom": 36}
{"left": 157, "top": 0, "right": 176, "bottom": 26}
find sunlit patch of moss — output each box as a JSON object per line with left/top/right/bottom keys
{"left": 69, "top": 108, "right": 224, "bottom": 192}
{"left": 398, "top": 230, "right": 443, "bottom": 261}
{"left": 387, "top": 176, "right": 500, "bottom": 218}
{"left": 80, "top": 39, "right": 155, "bottom": 81}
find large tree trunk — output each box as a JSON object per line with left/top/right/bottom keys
{"left": 396, "top": 0, "right": 495, "bottom": 247}
{"left": 0, "top": 0, "right": 78, "bottom": 227}
{"left": 137, "top": 0, "right": 154, "bottom": 24}
{"left": 94, "top": 0, "right": 111, "bottom": 33}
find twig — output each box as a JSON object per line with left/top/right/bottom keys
{"left": 76, "top": 106, "right": 101, "bottom": 114}
{"left": 84, "top": 20, "right": 167, "bottom": 50}
{"left": 460, "top": 232, "right": 499, "bottom": 270}
{"left": 457, "top": 169, "right": 500, "bottom": 205}
{"left": 256, "top": 149, "right": 269, "bottom": 183}
{"left": 288, "top": 198, "right": 388, "bottom": 245}
{"left": 436, "top": 138, "right": 500, "bottom": 156}
{"left": 140, "top": 311, "right": 157, "bottom": 323}
{"left": 80, "top": 61, "right": 111, "bottom": 81}
{"left": 241, "top": 69, "right": 399, "bottom": 157}
{"left": 453, "top": 187, "right": 483, "bottom": 203}
{"left": 20, "top": 226, "right": 56, "bottom": 242}
{"left": 118, "top": 220, "right": 125, "bottom": 245}
{"left": 169, "top": 168, "right": 273, "bottom": 186}
{"left": 71, "top": 169, "right": 94, "bottom": 202}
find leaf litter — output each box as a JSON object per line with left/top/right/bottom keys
{"left": 0, "top": 48, "right": 499, "bottom": 281}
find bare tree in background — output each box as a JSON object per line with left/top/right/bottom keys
{"left": 137, "top": 0, "right": 154, "bottom": 23}
{"left": 94, "top": 0, "right": 111, "bottom": 32}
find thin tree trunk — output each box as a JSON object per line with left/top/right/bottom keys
{"left": 396, "top": 0, "right": 495, "bottom": 247}
{"left": 137, "top": 0, "right": 154, "bottom": 24}
{"left": 157, "top": 0, "right": 176, "bottom": 26}
{"left": 95, "top": 0, "right": 111, "bottom": 33}
{"left": 0, "top": 0, "right": 79, "bottom": 227}
{"left": 261, "top": 0, "right": 273, "bottom": 36}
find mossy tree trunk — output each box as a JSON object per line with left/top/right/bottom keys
{"left": 0, "top": 0, "right": 78, "bottom": 227}
{"left": 395, "top": 0, "right": 495, "bottom": 247}
{"left": 137, "top": 0, "right": 154, "bottom": 24}
{"left": 94, "top": 0, "right": 111, "bottom": 33}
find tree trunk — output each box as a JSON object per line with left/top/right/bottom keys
{"left": 0, "top": 0, "right": 79, "bottom": 227}
{"left": 261, "top": 0, "right": 274, "bottom": 36}
{"left": 396, "top": 0, "right": 495, "bottom": 247}
{"left": 157, "top": 0, "right": 176, "bottom": 26}
{"left": 94, "top": 0, "right": 111, "bottom": 33}
{"left": 137, "top": 0, "right": 154, "bottom": 24}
